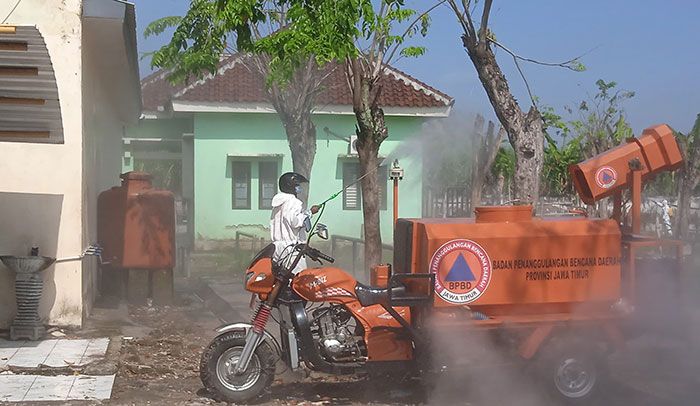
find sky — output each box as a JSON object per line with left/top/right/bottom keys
{"left": 131, "top": 0, "right": 700, "bottom": 134}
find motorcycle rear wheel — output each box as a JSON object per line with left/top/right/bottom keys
{"left": 200, "top": 331, "right": 276, "bottom": 403}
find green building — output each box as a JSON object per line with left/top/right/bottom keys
{"left": 124, "top": 55, "right": 453, "bottom": 249}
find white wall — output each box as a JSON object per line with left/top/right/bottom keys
{"left": 81, "top": 30, "right": 127, "bottom": 316}
{"left": 0, "top": 0, "right": 85, "bottom": 327}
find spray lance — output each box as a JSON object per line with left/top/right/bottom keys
{"left": 305, "top": 163, "right": 384, "bottom": 244}
{"left": 319, "top": 163, "right": 383, "bottom": 206}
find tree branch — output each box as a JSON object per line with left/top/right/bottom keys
{"left": 509, "top": 52, "right": 537, "bottom": 108}
{"left": 462, "top": 0, "right": 477, "bottom": 40}
{"left": 384, "top": 0, "right": 448, "bottom": 65}
{"left": 491, "top": 39, "right": 589, "bottom": 72}
{"left": 478, "top": 0, "right": 493, "bottom": 43}
{"left": 446, "top": 0, "right": 469, "bottom": 33}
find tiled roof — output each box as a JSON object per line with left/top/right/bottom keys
{"left": 141, "top": 54, "right": 453, "bottom": 112}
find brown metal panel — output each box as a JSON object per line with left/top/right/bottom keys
{"left": 0, "top": 66, "right": 37, "bottom": 76}
{"left": 0, "top": 130, "right": 49, "bottom": 138}
{"left": 0, "top": 41, "right": 27, "bottom": 51}
{"left": 0, "top": 96, "right": 45, "bottom": 104}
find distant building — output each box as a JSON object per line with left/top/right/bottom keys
{"left": 126, "top": 56, "right": 453, "bottom": 249}
{"left": 0, "top": 0, "right": 140, "bottom": 327}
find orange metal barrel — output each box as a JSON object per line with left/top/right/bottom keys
{"left": 97, "top": 172, "right": 175, "bottom": 269}
{"left": 569, "top": 124, "right": 683, "bottom": 204}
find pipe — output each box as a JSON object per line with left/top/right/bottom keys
{"left": 54, "top": 245, "right": 108, "bottom": 264}
{"left": 393, "top": 177, "right": 399, "bottom": 228}
{"left": 389, "top": 160, "right": 404, "bottom": 230}
{"left": 631, "top": 169, "right": 642, "bottom": 234}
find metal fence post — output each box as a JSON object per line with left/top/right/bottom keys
{"left": 352, "top": 241, "right": 357, "bottom": 276}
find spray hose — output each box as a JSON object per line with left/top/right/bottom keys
{"left": 305, "top": 163, "right": 382, "bottom": 244}
{"left": 317, "top": 163, "right": 383, "bottom": 206}
{"left": 306, "top": 203, "right": 326, "bottom": 245}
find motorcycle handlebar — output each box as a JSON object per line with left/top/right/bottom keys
{"left": 314, "top": 250, "right": 335, "bottom": 263}
{"left": 295, "top": 244, "right": 335, "bottom": 264}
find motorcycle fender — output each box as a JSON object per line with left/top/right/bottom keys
{"left": 214, "top": 322, "right": 282, "bottom": 356}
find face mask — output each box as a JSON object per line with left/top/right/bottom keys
{"left": 294, "top": 185, "right": 302, "bottom": 195}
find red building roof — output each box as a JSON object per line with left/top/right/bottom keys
{"left": 141, "top": 54, "right": 453, "bottom": 114}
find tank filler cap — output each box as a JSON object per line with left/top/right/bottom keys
{"left": 474, "top": 205, "right": 533, "bottom": 223}
{"left": 120, "top": 171, "right": 152, "bottom": 181}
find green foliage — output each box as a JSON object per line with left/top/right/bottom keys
{"left": 644, "top": 172, "right": 678, "bottom": 196}
{"left": 570, "top": 60, "right": 586, "bottom": 72}
{"left": 134, "top": 159, "right": 182, "bottom": 195}
{"left": 675, "top": 114, "right": 700, "bottom": 194}
{"left": 400, "top": 46, "right": 427, "bottom": 58}
{"left": 540, "top": 79, "right": 634, "bottom": 197}
{"left": 567, "top": 79, "right": 634, "bottom": 157}
{"left": 143, "top": 16, "right": 183, "bottom": 38}
{"left": 147, "top": 0, "right": 256, "bottom": 83}
{"left": 147, "top": 0, "right": 433, "bottom": 87}
{"left": 542, "top": 134, "right": 583, "bottom": 196}
{"left": 492, "top": 145, "right": 515, "bottom": 180}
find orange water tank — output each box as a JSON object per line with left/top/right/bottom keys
{"left": 569, "top": 124, "right": 683, "bottom": 204}
{"left": 97, "top": 172, "right": 175, "bottom": 269}
{"left": 395, "top": 207, "right": 621, "bottom": 312}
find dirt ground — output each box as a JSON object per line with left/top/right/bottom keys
{"left": 98, "top": 288, "right": 698, "bottom": 406}
{"left": 26, "top": 250, "right": 700, "bottom": 406}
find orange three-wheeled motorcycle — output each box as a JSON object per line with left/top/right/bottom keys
{"left": 198, "top": 218, "right": 433, "bottom": 403}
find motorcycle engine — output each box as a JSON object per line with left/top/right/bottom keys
{"left": 311, "top": 304, "right": 364, "bottom": 362}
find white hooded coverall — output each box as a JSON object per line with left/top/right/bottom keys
{"left": 270, "top": 192, "right": 310, "bottom": 274}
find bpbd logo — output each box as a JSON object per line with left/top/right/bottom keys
{"left": 431, "top": 239, "right": 492, "bottom": 304}
{"left": 595, "top": 166, "right": 618, "bottom": 189}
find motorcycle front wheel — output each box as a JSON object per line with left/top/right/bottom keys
{"left": 200, "top": 331, "right": 276, "bottom": 403}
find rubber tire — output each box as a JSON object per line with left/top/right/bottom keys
{"left": 535, "top": 339, "right": 608, "bottom": 405}
{"left": 200, "top": 331, "right": 276, "bottom": 403}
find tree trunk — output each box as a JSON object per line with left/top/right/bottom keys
{"left": 351, "top": 78, "right": 388, "bottom": 270}
{"left": 284, "top": 114, "right": 317, "bottom": 205}
{"left": 674, "top": 114, "right": 700, "bottom": 241}
{"left": 250, "top": 55, "right": 323, "bottom": 206}
{"left": 496, "top": 173, "right": 505, "bottom": 204}
{"left": 462, "top": 37, "right": 544, "bottom": 206}
{"left": 677, "top": 166, "right": 698, "bottom": 241}
{"left": 470, "top": 119, "right": 504, "bottom": 211}
{"left": 358, "top": 139, "right": 382, "bottom": 272}
{"left": 677, "top": 173, "right": 693, "bottom": 241}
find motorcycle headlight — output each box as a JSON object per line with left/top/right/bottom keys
{"left": 245, "top": 272, "right": 254, "bottom": 284}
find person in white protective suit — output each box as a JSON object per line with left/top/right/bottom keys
{"left": 270, "top": 172, "right": 319, "bottom": 274}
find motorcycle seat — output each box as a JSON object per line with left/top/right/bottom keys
{"left": 354, "top": 281, "right": 406, "bottom": 307}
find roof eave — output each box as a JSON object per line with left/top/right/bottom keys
{"left": 171, "top": 101, "right": 452, "bottom": 118}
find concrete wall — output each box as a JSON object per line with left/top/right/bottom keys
{"left": 191, "top": 112, "right": 425, "bottom": 245}
{"left": 0, "top": 0, "right": 138, "bottom": 327}
{"left": 0, "top": 0, "right": 85, "bottom": 327}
